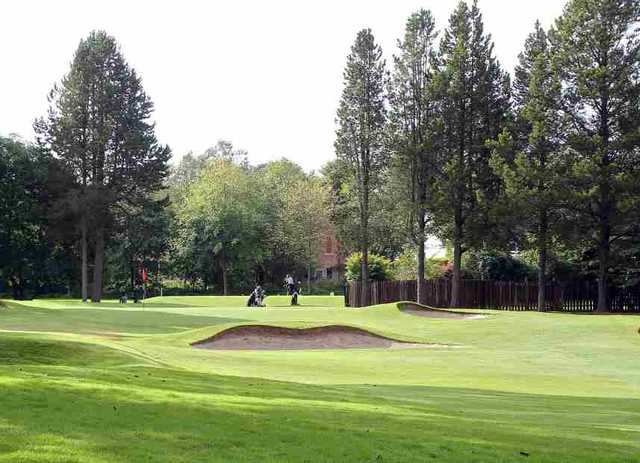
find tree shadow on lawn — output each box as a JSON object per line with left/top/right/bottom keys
{"left": 1, "top": 364, "right": 639, "bottom": 463}
{"left": 0, "top": 308, "right": 247, "bottom": 335}
{"left": 0, "top": 336, "right": 134, "bottom": 366}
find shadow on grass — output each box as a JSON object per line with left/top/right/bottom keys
{"left": 0, "top": 336, "right": 133, "bottom": 366}
{"left": 1, "top": 360, "right": 639, "bottom": 463}
{"left": 0, "top": 308, "right": 247, "bottom": 335}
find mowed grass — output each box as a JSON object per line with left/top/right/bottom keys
{"left": 0, "top": 296, "right": 639, "bottom": 462}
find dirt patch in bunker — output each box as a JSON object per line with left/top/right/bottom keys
{"left": 192, "top": 325, "right": 435, "bottom": 350}
{"left": 398, "top": 302, "right": 486, "bottom": 320}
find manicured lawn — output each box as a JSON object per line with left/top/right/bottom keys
{"left": 1, "top": 296, "right": 639, "bottom": 462}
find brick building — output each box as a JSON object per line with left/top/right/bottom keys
{"left": 315, "top": 232, "right": 344, "bottom": 281}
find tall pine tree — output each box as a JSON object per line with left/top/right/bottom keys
{"left": 552, "top": 0, "right": 640, "bottom": 312}
{"left": 36, "top": 31, "right": 170, "bottom": 302}
{"left": 491, "top": 21, "right": 571, "bottom": 311}
{"left": 335, "top": 29, "right": 387, "bottom": 306}
{"left": 388, "top": 9, "right": 438, "bottom": 304}
{"left": 431, "top": 0, "right": 510, "bottom": 307}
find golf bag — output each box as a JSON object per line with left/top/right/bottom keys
{"left": 247, "top": 286, "right": 265, "bottom": 307}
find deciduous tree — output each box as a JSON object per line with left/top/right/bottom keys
{"left": 176, "top": 160, "right": 267, "bottom": 295}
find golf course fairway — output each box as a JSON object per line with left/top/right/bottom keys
{"left": 0, "top": 296, "right": 639, "bottom": 462}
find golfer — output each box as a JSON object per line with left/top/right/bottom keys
{"left": 285, "top": 274, "right": 295, "bottom": 295}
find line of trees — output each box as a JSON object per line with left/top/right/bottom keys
{"left": 331, "top": 0, "right": 640, "bottom": 312}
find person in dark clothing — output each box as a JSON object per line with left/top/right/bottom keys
{"left": 290, "top": 282, "right": 300, "bottom": 306}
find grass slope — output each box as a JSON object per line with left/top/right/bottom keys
{"left": 0, "top": 296, "right": 639, "bottom": 462}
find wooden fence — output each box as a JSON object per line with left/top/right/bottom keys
{"left": 345, "top": 279, "right": 640, "bottom": 312}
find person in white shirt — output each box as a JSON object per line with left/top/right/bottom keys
{"left": 285, "top": 274, "right": 295, "bottom": 295}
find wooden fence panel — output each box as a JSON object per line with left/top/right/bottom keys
{"left": 346, "top": 278, "right": 640, "bottom": 312}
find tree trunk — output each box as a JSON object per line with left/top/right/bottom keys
{"left": 360, "top": 199, "right": 370, "bottom": 307}
{"left": 360, "top": 186, "right": 370, "bottom": 306}
{"left": 307, "top": 262, "right": 311, "bottom": 295}
{"left": 10, "top": 277, "right": 20, "bottom": 300}
{"left": 92, "top": 226, "right": 105, "bottom": 302}
{"left": 596, "top": 88, "right": 611, "bottom": 313}
{"left": 130, "top": 259, "right": 135, "bottom": 293}
{"left": 416, "top": 208, "right": 426, "bottom": 305}
{"left": 596, "top": 225, "right": 610, "bottom": 312}
{"left": 81, "top": 216, "right": 89, "bottom": 303}
{"left": 450, "top": 217, "right": 463, "bottom": 308}
{"left": 537, "top": 210, "right": 548, "bottom": 312}
{"left": 361, "top": 247, "right": 369, "bottom": 306}
{"left": 221, "top": 255, "right": 228, "bottom": 296}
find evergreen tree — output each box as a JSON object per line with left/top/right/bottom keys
{"left": 335, "top": 29, "right": 387, "bottom": 306}
{"left": 35, "top": 31, "right": 170, "bottom": 302}
{"left": 388, "top": 9, "right": 438, "bottom": 304}
{"left": 431, "top": 0, "right": 510, "bottom": 307}
{"left": 552, "top": 0, "right": 640, "bottom": 311}
{"left": 491, "top": 21, "right": 571, "bottom": 311}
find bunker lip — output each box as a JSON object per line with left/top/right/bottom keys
{"left": 191, "top": 324, "right": 436, "bottom": 350}
{"left": 398, "top": 302, "right": 486, "bottom": 320}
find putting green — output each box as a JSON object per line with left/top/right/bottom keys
{"left": 0, "top": 296, "right": 639, "bottom": 462}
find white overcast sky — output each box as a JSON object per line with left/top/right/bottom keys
{"left": 1, "top": 0, "right": 567, "bottom": 171}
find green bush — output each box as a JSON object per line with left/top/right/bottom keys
{"left": 390, "top": 247, "right": 450, "bottom": 281}
{"left": 345, "top": 252, "right": 393, "bottom": 281}
{"left": 391, "top": 247, "right": 416, "bottom": 280}
{"left": 463, "top": 250, "right": 536, "bottom": 281}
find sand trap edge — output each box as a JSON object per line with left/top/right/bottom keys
{"left": 190, "top": 324, "right": 444, "bottom": 350}
{"left": 397, "top": 302, "right": 486, "bottom": 320}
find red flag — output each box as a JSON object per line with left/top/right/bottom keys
{"left": 141, "top": 268, "right": 148, "bottom": 283}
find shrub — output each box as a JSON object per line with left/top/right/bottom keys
{"left": 345, "top": 252, "right": 393, "bottom": 281}
{"left": 463, "top": 250, "right": 536, "bottom": 281}
{"left": 391, "top": 247, "right": 449, "bottom": 280}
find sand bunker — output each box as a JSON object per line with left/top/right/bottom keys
{"left": 398, "top": 302, "right": 486, "bottom": 320}
{"left": 192, "top": 325, "right": 433, "bottom": 350}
